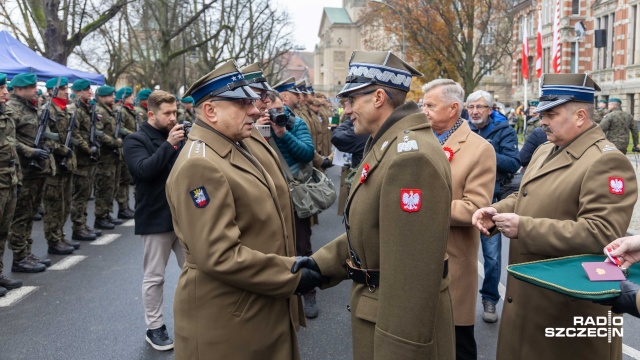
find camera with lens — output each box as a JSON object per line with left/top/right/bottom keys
{"left": 268, "top": 108, "right": 294, "bottom": 129}
{"left": 180, "top": 121, "right": 192, "bottom": 135}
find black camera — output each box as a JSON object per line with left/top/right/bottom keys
{"left": 268, "top": 108, "right": 294, "bottom": 128}
{"left": 180, "top": 121, "right": 192, "bottom": 135}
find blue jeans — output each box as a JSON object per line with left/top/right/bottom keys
{"left": 480, "top": 232, "right": 502, "bottom": 305}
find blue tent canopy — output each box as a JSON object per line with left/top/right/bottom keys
{"left": 0, "top": 30, "right": 105, "bottom": 85}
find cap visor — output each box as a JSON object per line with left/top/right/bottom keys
{"left": 217, "top": 85, "right": 260, "bottom": 100}
{"left": 535, "top": 99, "right": 571, "bottom": 113}
{"left": 337, "top": 82, "right": 370, "bottom": 97}
{"left": 249, "top": 82, "right": 273, "bottom": 92}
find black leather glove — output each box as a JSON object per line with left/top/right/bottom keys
{"left": 633, "top": 146, "right": 640, "bottom": 153}
{"left": 597, "top": 280, "right": 640, "bottom": 318}
{"left": 321, "top": 157, "right": 333, "bottom": 170}
{"left": 32, "top": 148, "right": 49, "bottom": 160}
{"left": 291, "top": 256, "right": 325, "bottom": 295}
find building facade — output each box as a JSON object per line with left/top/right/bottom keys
{"left": 512, "top": 0, "right": 640, "bottom": 117}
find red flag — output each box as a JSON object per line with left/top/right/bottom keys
{"left": 536, "top": 10, "right": 543, "bottom": 77}
{"left": 522, "top": 19, "right": 529, "bottom": 81}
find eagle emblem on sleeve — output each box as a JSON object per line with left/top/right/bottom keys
{"left": 190, "top": 186, "right": 210, "bottom": 208}
{"left": 400, "top": 189, "right": 422, "bottom": 212}
{"left": 609, "top": 177, "right": 624, "bottom": 195}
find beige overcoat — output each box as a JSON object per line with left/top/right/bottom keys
{"left": 313, "top": 102, "right": 455, "bottom": 360}
{"left": 443, "top": 121, "right": 496, "bottom": 325}
{"left": 166, "top": 120, "right": 302, "bottom": 360}
{"left": 492, "top": 125, "right": 637, "bottom": 360}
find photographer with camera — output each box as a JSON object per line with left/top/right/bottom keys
{"left": 264, "top": 90, "right": 321, "bottom": 319}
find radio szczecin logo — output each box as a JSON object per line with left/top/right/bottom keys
{"left": 545, "top": 311, "right": 623, "bottom": 343}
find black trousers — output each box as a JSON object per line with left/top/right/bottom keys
{"left": 455, "top": 325, "right": 477, "bottom": 360}
{"left": 294, "top": 214, "right": 312, "bottom": 256}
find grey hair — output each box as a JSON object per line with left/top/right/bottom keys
{"left": 422, "top": 79, "right": 465, "bottom": 117}
{"left": 466, "top": 90, "right": 494, "bottom": 108}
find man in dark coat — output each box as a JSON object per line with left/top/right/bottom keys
{"left": 123, "top": 90, "right": 186, "bottom": 351}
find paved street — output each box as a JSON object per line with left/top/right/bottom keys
{"left": 1, "top": 166, "right": 639, "bottom": 359}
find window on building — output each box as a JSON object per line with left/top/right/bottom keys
{"left": 572, "top": 0, "right": 580, "bottom": 15}
{"left": 543, "top": 47, "right": 551, "bottom": 73}
{"left": 570, "top": 42, "right": 577, "bottom": 73}
{"left": 482, "top": 24, "right": 494, "bottom": 45}
{"left": 632, "top": 5, "right": 638, "bottom": 65}
{"left": 516, "top": 59, "right": 523, "bottom": 85}
{"left": 481, "top": 56, "right": 493, "bottom": 76}
{"left": 610, "top": 13, "right": 616, "bottom": 69}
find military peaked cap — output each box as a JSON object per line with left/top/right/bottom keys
{"left": 137, "top": 88, "right": 152, "bottom": 101}
{"left": 535, "top": 73, "right": 600, "bottom": 113}
{"left": 96, "top": 85, "right": 115, "bottom": 97}
{"left": 11, "top": 73, "right": 37, "bottom": 88}
{"left": 45, "top": 77, "right": 68, "bottom": 89}
{"left": 305, "top": 80, "right": 315, "bottom": 94}
{"left": 338, "top": 51, "right": 422, "bottom": 96}
{"left": 240, "top": 63, "right": 273, "bottom": 92}
{"left": 184, "top": 60, "right": 259, "bottom": 105}
{"left": 273, "top": 77, "right": 302, "bottom": 94}
{"left": 72, "top": 79, "right": 91, "bottom": 91}
{"left": 295, "top": 79, "right": 309, "bottom": 94}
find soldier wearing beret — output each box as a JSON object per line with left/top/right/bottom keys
{"left": 7, "top": 73, "right": 58, "bottom": 272}
{"left": 42, "top": 77, "right": 81, "bottom": 254}
{"left": 93, "top": 85, "right": 124, "bottom": 229}
{"left": 135, "top": 88, "right": 152, "bottom": 129}
{"left": 0, "top": 73, "right": 24, "bottom": 295}
{"left": 114, "top": 86, "right": 136, "bottom": 220}
{"left": 594, "top": 99, "right": 609, "bottom": 124}
{"left": 473, "top": 74, "right": 638, "bottom": 360}
{"left": 69, "top": 79, "right": 101, "bottom": 241}
{"left": 293, "top": 51, "right": 455, "bottom": 359}
{"left": 600, "top": 97, "right": 639, "bottom": 154}
{"left": 177, "top": 96, "right": 195, "bottom": 125}
{"left": 166, "top": 60, "right": 320, "bottom": 359}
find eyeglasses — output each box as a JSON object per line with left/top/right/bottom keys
{"left": 467, "top": 105, "right": 490, "bottom": 110}
{"left": 256, "top": 91, "right": 269, "bottom": 102}
{"left": 346, "top": 88, "right": 393, "bottom": 106}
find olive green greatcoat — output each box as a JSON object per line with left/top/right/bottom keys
{"left": 443, "top": 121, "right": 496, "bottom": 326}
{"left": 166, "top": 120, "right": 302, "bottom": 360}
{"left": 492, "top": 125, "right": 637, "bottom": 360}
{"left": 312, "top": 102, "right": 455, "bottom": 360}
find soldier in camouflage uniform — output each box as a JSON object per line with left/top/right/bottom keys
{"left": 525, "top": 100, "right": 541, "bottom": 137}
{"left": 134, "top": 88, "right": 152, "bottom": 130}
{"left": 69, "top": 79, "right": 100, "bottom": 241}
{"left": 594, "top": 99, "right": 608, "bottom": 124}
{"left": 0, "top": 73, "right": 24, "bottom": 295}
{"left": 114, "top": 86, "right": 135, "bottom": 219}
{"left": 93, "top": 86, "right": 124, "bottom": 229}
{"left": 7, "top": 73, "right": 56, "bottom": 272}
{"left": 600, "top": 97, "right": 639, "bottom": 154}
{"left": 42, "top": 77, "right": 80, "bottom": 254}
{"left": 177, "top": 96, "right": 194, "bottom": 125}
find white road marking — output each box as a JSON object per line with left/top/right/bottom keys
{"left": 91, "top": 233, "right": 121, "bottom": 245}
{"left": 49, "top": 255, "right": 87, "bottom": 270}
{"left": 0, "top": 286, "right": 38, "bottom": 307}
{"left": 477, "top": 261, "right": 640, "bottom": 359}
{"left": 122, "top": 219, "right": 135, "bottom": 227}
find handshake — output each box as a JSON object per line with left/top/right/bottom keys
{"left": 291, "top": 256, "right": 328, "bottom": 295}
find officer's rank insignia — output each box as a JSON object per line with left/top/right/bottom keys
{"left": 609, "top": 177, "right": 624, "bottom": 195}
{"left": 443, "top": 146, "right": 454, "bottom": 162}
{"left": 397, "top": 134, "right": 418, "bottom": 153}
{"left": 602, "top": 145, "right": 618, "bottom": 152}
{"left": 381, "top": 141, "right": 388, "bottom": 150}
{"left": 400, "top": 189, "right": 421, "bottom": 212}
{"left": 360, "top": 163, "right": 370, "bottom": 184}
{"left": 190, "top": 186, "right": 210, "bottom": 208}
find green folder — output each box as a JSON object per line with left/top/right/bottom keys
{"left": 506, "top": 254, "right": 640, "bottom": 301}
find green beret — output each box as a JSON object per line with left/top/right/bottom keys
{"left": 598, "top": 99, "right": 608, "bottom": 104}
{"left": 45, "top": 77, "right": 69, "bottom": 89}
{"left": 137, "top": 88, "right": 152, "bottom": 101}
{"left": 70, "top": 93, "right": 76, "bottom": 100}
{"left": 0, "top": 73, "right": 6, "bottom": 86}
{"left": 7, "top": 82, "right": 13, "bottom": 91}
{"left": 11, "top": 73, "right": 37, "bottom": 88}
{"left": 609, "top": 97, "right": 622, "bottom": 104}
{"left": 116, "top": 86, "right": 133, "bottom": 101}
{"left": 528, "top": 100, "right": 539, "bottom": 107}
{"left": 96, "top": 85, "right": 115, "bottom": 97}
{"left": 181, "top": 96, "right": 194, "bottom": 104}
{"left": 37, "top": 89, "right": 42, "bottom": 96}
{"left": 72, "top": 79, "right": 91, "bottom": 91}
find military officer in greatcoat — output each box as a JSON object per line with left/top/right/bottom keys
{"left": 473, "top": 74, "right": 638, "bottom": 360}
{"left": 293, "top": 51, "right": 455, "bottom": 359}
{"left": 166, "top": 60, "right": 322, "bottom": 360}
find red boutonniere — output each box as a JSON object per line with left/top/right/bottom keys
{"left": 443, "top": 146, "right": 454, "bottom": 162}
{"left": 360, "top": 163, "right": 370, "bottom": 184}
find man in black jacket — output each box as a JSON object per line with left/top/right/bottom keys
{"left": 123, "top": 90, "right": 185, "bottom": 352}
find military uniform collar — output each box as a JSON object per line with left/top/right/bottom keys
{"left": 443, "top": 120, "right": 471, "bottom": 153}
{"left": 96, "top": 101, "right": 114, "bottom": 115}
{"left": 364, "top": 101, "right": 422, "bottom": 155}
{"left": 10, "top": 93, "right": 37, "bottom": 110}
{"left": 562, "top": 124, "right": 602, "bottom": 159}
{"left": 190, "top": 119, "right": 234, "bottom": 158}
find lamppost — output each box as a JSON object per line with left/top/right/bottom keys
{"left": 371, "top": 0, "right": 406, "bottom": 61}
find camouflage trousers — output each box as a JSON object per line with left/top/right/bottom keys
{"left": 43, "top": 171, "right": 73, "bottom": 245}
{"left": 9, "top": 175, "right": 46, "bottom": 259}
{"left": 0, "top": 185, "right": 18, "bottom": 272}
{"left": 116, "top": 161, "right": 133, "bottom": 211}
{"left": 94, "top": 161, "right": 120, "bottom": 219}
{"left": 71, "top": 165, "right": 96, "bottom": 232}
